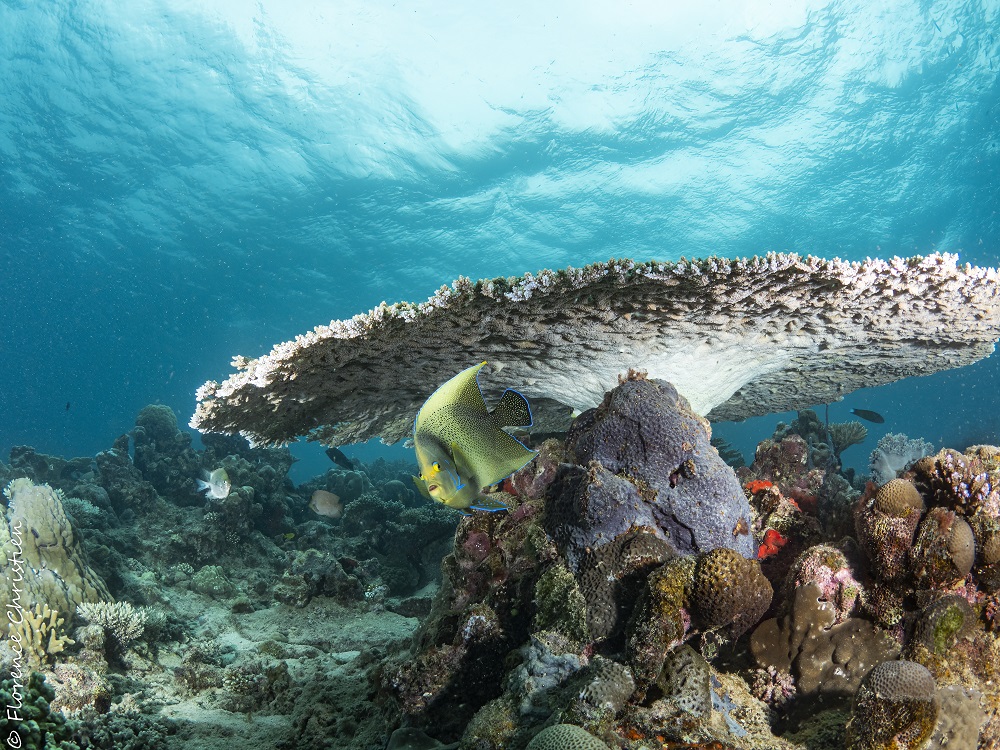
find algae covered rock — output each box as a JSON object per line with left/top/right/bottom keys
{"left": 547, "top": 374, "right": 755, "bottom": 570}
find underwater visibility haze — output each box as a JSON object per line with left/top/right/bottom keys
{"left": 1, "top": 1, "right": 1000, "bottom": 749}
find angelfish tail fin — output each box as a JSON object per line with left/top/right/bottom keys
{"left": 490, "top": 388, "right": 533, "bottom": 428}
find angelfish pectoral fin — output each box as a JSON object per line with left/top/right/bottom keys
{"left": 449, "top": 443, "right": 475, "bottom": 491}
{"left": 412, "top": 476, "right": 433, "bottom": 500}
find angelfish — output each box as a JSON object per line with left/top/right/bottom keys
{"left": 412, "top": 362, "right": 537, "bottom": 511}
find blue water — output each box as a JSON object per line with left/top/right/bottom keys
{"left": 1, "top": 0, "right": 998, "bottom": 477}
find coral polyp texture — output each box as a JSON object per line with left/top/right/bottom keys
{"left": 0, "top": 478, "right": 111, "bottom": 616}
{"left": 191, "top": 252, "right": 1000, "bottom": 446}
{"left": 845, "top": 660, "right": 940, "bottom": 750}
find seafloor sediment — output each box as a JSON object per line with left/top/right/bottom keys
{"left": 0, "top": 375, "right": 997, "bottom": 749}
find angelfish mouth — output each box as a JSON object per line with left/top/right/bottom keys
{"left": 428, "top": 485, "right": 438, "bottom": 493}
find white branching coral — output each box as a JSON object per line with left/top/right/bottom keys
{"left": 76, "top": 601, "right": 148, "bottom": 650}
{"left": 190, "top": 253, "right": 1000, "bottom": 447}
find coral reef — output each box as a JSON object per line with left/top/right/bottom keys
{"left": 384, "top": 376, "right": 781, "bottom": 748}
{"left": 5, "top": 380, "right": 1000, "bottom": 749}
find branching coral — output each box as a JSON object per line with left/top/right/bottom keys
{"left": 828, "top": 421, "right": 867, "bottom": 456}
{"left": 5, "top": 602, "right": 74, "bottom": 670}
{"left": 76, "top": 601, "right": 148, "bottom": 651}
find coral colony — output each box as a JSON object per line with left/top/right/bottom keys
{"left": 1, "top": 252, "right": 999, "bottom": 748}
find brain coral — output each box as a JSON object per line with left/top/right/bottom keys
{"left": 526, "top": 724, "right": 610, "bottom": 750}
{"left": 845, "top": 660, "right": 939, "bottom": 750}
{"left": 575, "top": 530, "right": 675, "bottom": 643}
{"left": 873, "top": 479, "right": 925, "bottom": 518}
{"left": 546, "top": 373, "right": 755, "bottom": 570}
{"left": 911, "top": 508, "right": 976, "bottom": 588}
{"left": 691, "top": 548, "right": 772, "bottom": 638}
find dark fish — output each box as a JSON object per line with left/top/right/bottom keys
{"left": 325, "top": 447, "right": 354, "bottom": 470}
{"left": 850, "top": 408, "right": 885, "bottom": 424}
{"left": 65, "top": 402, "right": 70, "bottom": 411}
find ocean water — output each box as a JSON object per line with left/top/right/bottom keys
{"left": 1, "top": 1, "right": 999, "bottom": 748}
{"left": 2, "top": 0, "right": 998, "bottom": 471}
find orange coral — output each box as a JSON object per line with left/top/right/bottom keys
{"left": 744, "top": 480, "right": 773, "bottom": 494}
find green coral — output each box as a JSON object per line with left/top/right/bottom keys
{"left": 0, "top": 672, "right": 78, "bottom": 750}
{"left": 625, "top": 556, "right": 695, "bottom": 692}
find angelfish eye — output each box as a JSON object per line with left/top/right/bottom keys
{"left": 432, "top": 462, "right": 440, "bottom": 471}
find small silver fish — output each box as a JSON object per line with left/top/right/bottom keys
{"left": 197, "top": 467, "right": 231, "bottom": 499}
{"left": 310, "top": 489, "right": 343, "bottom": 519}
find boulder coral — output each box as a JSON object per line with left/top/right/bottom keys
{"left": 0, "top": 478, "right": 111, "bottom": 618}
{"left": 525, "top": 724, "right": 610, "bottom": 750}
{"left": 855, "top": 479, "right": 924, "bottom": 583}
{"left": 750, "top": 582, "right": 900, "bottom": 698}
{"left": 845, "top": 660, "right": 939, "bottom": 750}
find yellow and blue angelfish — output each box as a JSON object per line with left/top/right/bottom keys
{"left": 413, "top": 362, "right": 537, "bottom": 512}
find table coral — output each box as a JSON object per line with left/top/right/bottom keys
{"left": 192, "top": 253, "right": 1000, "bottom": 447}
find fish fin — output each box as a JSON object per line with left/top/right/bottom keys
{"left": 415, "top": 362, "right": 489, "bottom": 433}
{"left": 451, "top": 427, "right": 538, "bottom": 490}
{"left": 469, "top": 496, "right": 512, "bottom": 513}
{"left": 449, "top": 443, "right": 476, "bottom": 489}
{"left": 412, "top": 476, "right": 433, "bottom": 500}
{"left": 196, "top": 479, "right": 209, "bottom": 492}
{"left": 490, "top": 388, "right": 533, "bottom": 428}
